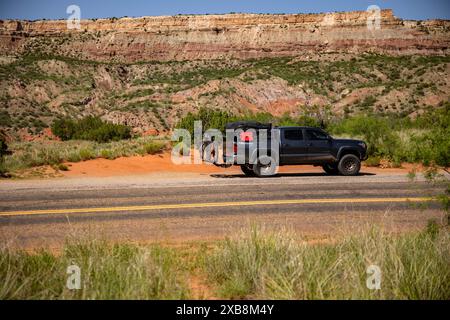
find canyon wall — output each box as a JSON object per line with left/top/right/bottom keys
{"left": 0, "top": 9, "right": 449, "bottom": 62}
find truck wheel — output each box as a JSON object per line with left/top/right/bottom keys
{"left": 240, "top": 165, "right": 256, "bottom": 177}
{"left": 253, "top": 156, "right": 278, "bottom": 177}
{"left": 322, "top": 163, "right": 339, "bottom": 175}
{"left": 338, "top": 154, "right": 361, "bottom": 176}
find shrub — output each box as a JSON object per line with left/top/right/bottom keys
{"left": 143, "top": 141, "right": 166, "bottom": 155}
{"left": 52, "top": 116, "right": 131, "bottom": 143}
{"left": 405, "top": 104, "right": 450, "bottom": 166}
{"left": 0, "top": 132, "right": 8, "bottom": 176}
{"left": 67, "top": 151, "right": 82, "bottom": 163}
{"left": 364, "top": 156, "right": 381, "bottom": 167}
{"left": 80, "top": 123, "right": 131, "bottom": 143}
{"left": 51, "top": 118, "right": 77, "bottom": 141}
{"left": 79, "top": 148, "right": 95, "bottom": 161}
{"left": 329, "top": 115, "right": 399, "bottom": 157}
{"left": 176, "top": 107, "right": 233, "bottom": 137}
{"left": 100, "top": 149, "right": 114, "bottom": 160}
{"left": 0, "top": 110, "right": 11, "bottom": 126}
{"left": 57, "top": 163, "right": 69, "bottom": 171}
{"left": 0, "top": 132, "right": 8, "bottom": 159}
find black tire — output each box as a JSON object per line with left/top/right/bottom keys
{"left": 338, "top": 154, "right": 361, "bottom": 176}
{"left": 322, "top": 163, "right": 339, "bottom": 175}
{"left": 240, "top": 165, "right": 256, "bottom": 177}
{"left": 252, "top": 155, "right": 278, "bottom": 177}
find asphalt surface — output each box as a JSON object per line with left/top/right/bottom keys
{"left": 0, "top": 172, "right": 444, "bottom": 226}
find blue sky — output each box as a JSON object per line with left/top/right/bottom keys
{"left": 0, "top": 0, "right": 449, "bottom": 21}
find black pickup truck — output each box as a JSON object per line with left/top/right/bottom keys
{"left": 205, "top": 121, "right": 368, "bottom": 177}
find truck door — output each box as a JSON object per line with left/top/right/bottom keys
{"left": 304, "top": 129, "right": 334, "bottom": 162}
{"left": 280, "top": 128, "right": 309, "bottom": 164}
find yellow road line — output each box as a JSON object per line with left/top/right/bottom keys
{"left": 0, "top": 197, "right": 433, "bottom": 217}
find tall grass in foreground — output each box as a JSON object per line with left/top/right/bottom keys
{"left": 205, "top": 226, "right": 450, "bottom": 299}
{"left": 1, "top": 226, "right": 449, "bottom": 300}
{"left": 0, "top": 239, "right": 188, "bottom": 299}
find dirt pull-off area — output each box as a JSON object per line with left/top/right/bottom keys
{"left": 59, "top": 151, "right": 424, "bottom": 178}
{"left": 61, "top": 152, "right": 231, "bottom": 178}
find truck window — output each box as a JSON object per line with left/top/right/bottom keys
{"left": 306, "top": 129, "right": 328, "bottom": 140}
{"left": 284, "top": 129, "right": 303, "bottom": 141}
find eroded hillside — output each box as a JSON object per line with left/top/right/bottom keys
{"left": 0, "top": 10, "right": 449, "bottom": 138}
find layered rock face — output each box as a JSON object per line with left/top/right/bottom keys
{"left": 0, "top": 9, "right": 449, "bottom": 62}
{"left": 1, "top": 10, "right": 449, "bottom": 138}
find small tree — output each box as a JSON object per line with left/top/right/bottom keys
{"left": 0, "top": 131, "right": 10, "bottom": 176}
{"left": 0, "top": 131, "right": 9, "bottom": 158}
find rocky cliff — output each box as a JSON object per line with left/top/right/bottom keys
{"left": 1, "top": 9, "right": 449, "bottom": 62}
{"left": 0, "top": 10, "right": 449, "bottom": 138}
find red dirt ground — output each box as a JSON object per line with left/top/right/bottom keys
{"left": 61, "top": 151, "right": 421, "bottom": 178}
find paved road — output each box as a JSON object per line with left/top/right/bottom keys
{"left": 0, "top": 172, "right": 446, "bottom": 247}
{"left": 0, "top": 172, "right": 443, "bottom": 222}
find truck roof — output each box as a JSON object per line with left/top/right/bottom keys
{"left": 276, "top": 126, "right": 323, "bottom": 130}
{"left": 224, "top": 122, "right": 324, "bottom": 131}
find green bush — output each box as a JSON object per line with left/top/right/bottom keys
{"left": 100, "top": 149, "right": 114, "bottom": 160}
{"left": 52, "top": 116, "right": 131, "bottom": 143}
{"left": 0, "top": 110, "right": 11, "bottom": 126}
{"left": 143, "top": 141, "right": 166, "bottom": 155}
{"left": 176, "top": 107, "right": 233, "bottom": 137}
{"left": 329, "top": 104, "right": 450, "bottom": 166}
{"left": 0, "top": 132, "right": 8, "bottom": 159}
{"left": 51, "top": 118, "right": 77, "bottom": 141}
{"left": 0, "top": 132, "right": 8, "bottom": 176}
{"left": 406, "top": 104, "right": 450, "bottom": 166}
{"left": 364, "top": 156, "right": 381, "bottom": 167}
{"left": 79, "top": 148, "right": 95, "bottom": 161}
{"left": 329, "top": 115, "right": 399, "bottom": 157}
{"left": 57, "top": 163, "right": 69, "bottom": 171}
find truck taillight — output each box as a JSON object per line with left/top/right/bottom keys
{"left": 233, "top": 144, "right": 238, "bottom": 154}
{"left": 240, "top": 132, "right": 254, "bottom": 142}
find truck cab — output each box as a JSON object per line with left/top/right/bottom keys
{"left": 279, "top": 126, "right": 367, "bottom": 165}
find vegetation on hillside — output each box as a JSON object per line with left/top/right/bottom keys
{"left": 0, "top": 53, "right": 448, "bottom": 135}
{"left": 51, "top": 116, "right": 132, "bottom": 143}
{"left": 0, "top": 52, "right": 448, "bottom": 175}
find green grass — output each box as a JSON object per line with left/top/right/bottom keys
{"left": 143, "top": 141, "right": 166, "bottom": 155}
{"left": 0, "top": 239, "right": 188, "bottom": 299}
{"left": 204, "top": 226, "right": 450, "bottom": 299}
{"left": 0, "top": 225, "right": 448, "bottom": 299}
{"left": 1, "top": 136, "right": 168, "bottom": 174}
